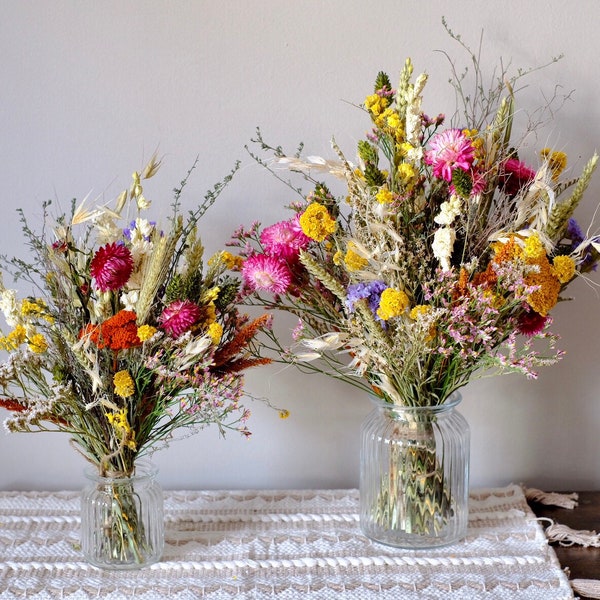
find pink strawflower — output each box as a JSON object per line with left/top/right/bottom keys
{"left": 425, "top": 128, "right": 475, "bottom": 182}
{"left": 242, "top": 254, "right": 292, "bottom": 294}
{"left": 159, "top": 299, "right": 202, "bottom": 337}
{"left": 499, "top": 158, "right": 536, "bottom": 196}
{"left": 90, "top": 242, "right": 134, "bottom": 292}
{"left": 260, "top": 216, "right": 311, "bottom": 261}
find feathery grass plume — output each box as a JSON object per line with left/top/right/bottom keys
{"left": 298, "top": 250, "right": 347, "bottom": 303}
{"left": 136, "top": 222, "right": 182, "bottom": 325}
{"left": 213, "top": 313, "right": 273, "bottom": 368}
{"left": 546, "top": 153, "right": 599, "bottom": 241}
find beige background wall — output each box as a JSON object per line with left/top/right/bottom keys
{"left": 1, "top": 0, "right": 599, "bottom": 491}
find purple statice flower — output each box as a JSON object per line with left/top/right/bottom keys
{"left": 346, "top": 281, "right": 387, "bottom": 318}
{"left": 566, "top": 218, "right": 584, "bottom": 244}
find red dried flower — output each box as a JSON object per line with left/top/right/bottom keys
{"left": 90, "top": 242, "right": 134, "bottom": 292}
{"left": 81, "top": 310, "right": 141, "bottom": 351}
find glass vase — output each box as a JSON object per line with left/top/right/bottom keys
{"left": 80, "top": 460, "right": 164, "bottom": 569}
{"left": 360, "top": 391, "right": 469, "bottom": 548}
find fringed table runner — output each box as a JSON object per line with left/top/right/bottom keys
{"left": 0, "top": 484, "right": 573, "bottom": 599}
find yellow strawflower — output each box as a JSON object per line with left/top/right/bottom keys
{"left": 207, "top": 322, "right": 223, "bottom": 345}
{"left": 377, "top": 288, "right": 410, "bottom": 320}
{"left": 397, "top": 162, "right": 416, "bottom": 185}
{"left": 0, "top": 325, "right": 27, "bottom": 351}
{"left": 409, "top": 305, "right": 431, "bottom": 320}
{"left": 113, "top": 370, "right": 135, "bottom": 398}
{"left": 344, "top": 243, "right": 368, "bottom": 272}
{"left": 375, "top": 188, "right": 394, "bottom": 204}
{"left": 299, "top": 203, "right": 336, "bottom": 242}
{"left": 137, "top": 324, "right": 157, "bottom": 342}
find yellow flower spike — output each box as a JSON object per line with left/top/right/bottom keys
{"left": 207, "top": 322, "right": 223, "bottom": 345}
{"left": 377, "top": 288, "right": 410, "bottom": 321}
{"left": 364, "top": 93, "right": 389, "bottom": 116}
{"left": 553, "top": 255, "right": 576, "bottom": 284}
{"left": 28, "top": 333, "right": 48, "bottom": 354}
{"left": 299, "top": 203, "right": 336, "bottom": 242}
{"left": 113, "top": 370, "right": 135, "bottom": 398}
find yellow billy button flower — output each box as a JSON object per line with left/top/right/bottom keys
{"left": 376, "top": 288, "right": 410, "bottom": 321}
{"left": 344, "top": 243, "right": 368, "bottom": 272}
{"left": 541, "top": 148, "right": 568, "bottom": 180}
{"left": 137, "top": 324, "right": 157, "bottom": 342}
{"left": 278, "top": 409, "right": 290, "bottom": 419}
{"left": 207, "top": 322, "right": 223, "bottom": 345}
{"left": 299, "top": 203, "right": 336, "bottom": 242}
{"left": 113, "top": 370, "right": 135, "bottom": 398}
{"left": 553, "top": 255, "right": 576, "bottom": 284}
{"left": 28, "top": 333, "right": 48, "bottom": 354}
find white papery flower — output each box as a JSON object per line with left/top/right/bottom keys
{"left": 0, "top": 288, "right": 19, "bottom": 327}
{"left": 405, "top": 72, "right": 428, "bottom": 146}
{"left": 432, "top": 226, "right": 456, "bottom": 271}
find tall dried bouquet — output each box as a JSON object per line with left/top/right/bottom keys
{"left": 0, "top": 156, "right": 273, "bottom": 477}
{"left": 230, "top": 39, "right": 599, "bottom": 409}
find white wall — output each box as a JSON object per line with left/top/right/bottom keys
{"left": 1, "top": 0, "right": 599, "bottom": 492}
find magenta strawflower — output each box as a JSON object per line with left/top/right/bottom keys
{"left": 242, "top": 254, "right": 292, "bottom": 294}
{"left": 260, "top": 216, "right": 311, "bottom": 261}
{"left": 499, "top": 157, "right": 536, "bottom": 196}
{"left": 159, "top": 300, "right": 202, "bottom": 337}
{"left": 90, "top": 242, "right": 134, "bottom": 292}
{"left": 425, "top": 128, "right": 475, "bottom": 182}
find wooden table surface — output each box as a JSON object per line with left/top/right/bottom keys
{"left": 529, "top": 491, "right": 600, "bottom": 597}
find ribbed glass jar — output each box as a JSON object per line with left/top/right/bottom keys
{"left": 360, "top": 392, "right": 469, "bottom": 548}
{"left": 80, "top": 461, "right": 164, "bottom": 569}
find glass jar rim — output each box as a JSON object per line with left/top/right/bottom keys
{"left": 84, "top": 459, "right": 158, "bottom": 483}
{"left": 368, "top": 389, "right": 462, "bottom": 412}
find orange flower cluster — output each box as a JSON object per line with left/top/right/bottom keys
{"left": 81, "top": 310, "right": 142, "bottom": 351}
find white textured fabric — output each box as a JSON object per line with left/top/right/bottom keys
{"left": 0, "top": 485, "right": 572, "bottom": 599}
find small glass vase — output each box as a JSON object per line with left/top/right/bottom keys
{"left": 360, "top": 391, "right": 470, "bottom": 548}
{"left": 80, "top": 460, "right": 164, "bottom": 569}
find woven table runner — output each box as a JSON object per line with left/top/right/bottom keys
{"left": 0, "top": 484, "right": 572, "bottom": 599}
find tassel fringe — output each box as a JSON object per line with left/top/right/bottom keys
{"left": 571, "top": 579, "right": 600, "bottom": 599}
{"left": 524, "top": 486, "right": 579, "bottom": 509}
{"left": 527, "top": 486, "right": 600, "bottom": 597}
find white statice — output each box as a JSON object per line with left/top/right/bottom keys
{"left": 432, "top": 226, "right": 456, "bottom": 271}
{"left": 434, "top": 194, "right": 463, "bottom": 226}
